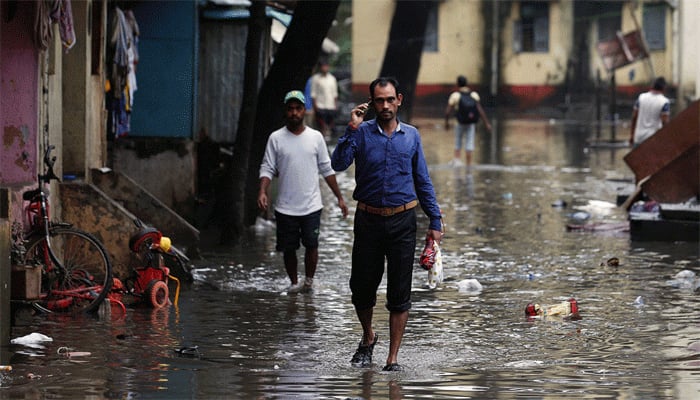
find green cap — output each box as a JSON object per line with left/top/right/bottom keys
{"left": 284, "top": 90, "right": 306, "bottom": 105}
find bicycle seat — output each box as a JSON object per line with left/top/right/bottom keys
{"left": 22, "top": 188, "right": 45, "bottom": 201}
{"left": 129, "top": 227, "right": 162, "bottom": 252}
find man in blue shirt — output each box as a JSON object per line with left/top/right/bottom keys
{"left": 332, "top": 77, "right": 443, "bottom": 372}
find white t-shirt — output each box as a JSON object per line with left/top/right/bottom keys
{"left": 633, "top": 91, "right": 670, "bottom": 144}
{"left": 310, "top": 72, "right": 338, "bottom": 110}
{"left": 259, "top": 126, "right": 334, "bottom": 216}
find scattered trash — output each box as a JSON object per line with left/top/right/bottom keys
{"left": 525, "top": 298, "right": 580, "bottom": 320}
{"left": 634, "top": 296, "right": 645, "bottom": 306}
{"left": 174, "top": 346, "right": 201, "bottom": 358}
{"left": 601, "top": 257, "right": 620, "bottom": 267}
{"left": 630, "top": 200, "right": 659, "bottom": 213}
{"left": 57, "top": 347, "right": 91, "bottom": 358}
{"left": 456, "top": 278, "right": 482, "bottom": 293}
{"left": 569, "top": 211, "right": 590, "bottom": 221}
{"left": 666, "top": 270, "right": 700, "bottom": 290}
{"left": 674, "top": 270, "right": 696, "bottom": 280}
{"left": 11, "top": 333, "right": 53, "bottom": 349}
{"left": 0, "top": 365, "right": 12, "bottom": 372}
{"left": 502, "top": 192, "right": 513, "bottom": 201}
{"left": 551, "top": 199, "right": 568, "bottom": 208}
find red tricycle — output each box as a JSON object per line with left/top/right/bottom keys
{"left": 109, "top": 220, "right": 189, "bottom": 309}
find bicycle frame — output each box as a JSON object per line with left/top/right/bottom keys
{"left": 24, "top": 145, "right": 66, "bottom": 274}
{"left": 21, "top": 145, "right": 113, "bottom": 313}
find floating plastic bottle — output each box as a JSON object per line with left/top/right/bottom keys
{"left": 525, "top": 297, "right": 579, "bottom": 319}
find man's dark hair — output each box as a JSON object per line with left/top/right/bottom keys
{"left": 369, "top": 77, "right": 399, "bottom": 98}
{"left": 457, "top": 75, "right": 468, "bottom": 87}
{"left": 653, "top": 76, "right": 666, "bottom": 91}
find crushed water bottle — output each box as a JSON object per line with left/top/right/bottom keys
{"left": 525, "top": 297, "right": 580, "bottom": 320}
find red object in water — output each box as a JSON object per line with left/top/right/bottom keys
{"left": 524, "top": 303, "right": 539, "bottom": 317}
{"left": 568, "top": 297, "right": 579, "bottom": 314}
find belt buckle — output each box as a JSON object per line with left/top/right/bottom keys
{"left": 383, "top": 207, "right": 394, "bottom": 217}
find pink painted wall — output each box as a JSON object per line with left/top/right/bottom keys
{"left": 1, "top": 2, "right": 38, "bottom": 186}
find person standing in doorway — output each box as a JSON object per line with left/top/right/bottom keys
{"left": 258, "top": 90, "right": 348, "bottom": 293}
{"left": 444, "top": 75, "right": 491, "bottom": 167}
{"left": 311, "top": 60, "right": 339, "bottom": 139}
{"left": 629, "top": 76, "right": 670, "bottom": 148}
{"left": 331, "top": 77, "right": 443, "bottom": 372}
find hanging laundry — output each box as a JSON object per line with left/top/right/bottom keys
{"left": 108, "top": 6, "right": 140, "bottom": 138}
{"left": 33, "top": 0, "right": 76, "bottom": 51}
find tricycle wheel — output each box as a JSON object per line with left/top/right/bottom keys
{"left": 146, "top": 280, "right": 169, "bottom": 308}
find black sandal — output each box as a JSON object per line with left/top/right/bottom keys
{"left": 382, "top": 363, "right": 404, "bottom": 372}
{"left": 350, "top": 333, "right": 378, "bottom": 367}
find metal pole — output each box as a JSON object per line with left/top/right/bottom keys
{"left": 610, "top": 72, "right": 617, "bottom": 142}
{"left": 0, "top": 188, "right": 11, "bottom": 351}
{"left": 596, "top": 69, "right": 602, "bottom": 140}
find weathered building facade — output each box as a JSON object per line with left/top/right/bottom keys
{"left": 351, "top": 0, "right": 699, "bottom": 111}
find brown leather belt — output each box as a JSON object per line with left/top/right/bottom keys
{"left": 357, "top": 200, "right": 418, "bottom": 216}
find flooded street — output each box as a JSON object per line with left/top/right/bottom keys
{"left": 4, "top": 117, "right": 700, "bottom": 399}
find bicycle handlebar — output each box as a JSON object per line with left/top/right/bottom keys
{"left": 39, "top": 145, "right": 60, "bottom": 184}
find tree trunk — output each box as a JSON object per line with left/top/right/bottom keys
{"left": 219, "top": 1, "right": 267, "bottom": 244}
{"left": 379, "top": 0, "right": 431, "bottom": 123}
{"left": 241, "top": 0, "right": 340, "bottom": 228}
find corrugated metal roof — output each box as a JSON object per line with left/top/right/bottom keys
{"left": 200, "top": 5, "right": 291, "bottom": 24}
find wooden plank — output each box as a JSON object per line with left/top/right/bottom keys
{"left": 624, "top": 100, "right": 699, "bottom": 182}
{"left": 641, "top": 144, "right": 700, "bottom": 203}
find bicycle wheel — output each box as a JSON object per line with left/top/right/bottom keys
{"left": 23, "top": 227, "right": 113, "bottom": 314}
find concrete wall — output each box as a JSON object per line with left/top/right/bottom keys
{"left": 680, "top": 0, "right": 699, "bottom": 106}
{"left": 63, "top": 0, "right": 107, "bottom": 176}
{"left": 111, "top": 138, "right": 197, "bottom": 222}
{"left": 59, "top": 182, "right": 135, "bottom": 277}
{"left": 90, "top": 168, "right": 199, "bottom": 259}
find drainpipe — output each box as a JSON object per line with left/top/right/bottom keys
{"left": 490, "top": 0, "right": 499, "bottom": 98}
{"left": 668, "top": 0, "right": 680, "bottom": 92}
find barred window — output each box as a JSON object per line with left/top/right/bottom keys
{"left": 643, "top": 3, "right": 666, "bottom": 50}
{"left": 513, "top": 1, "right": 549, "bottom": 53}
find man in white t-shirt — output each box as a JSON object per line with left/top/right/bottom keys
{"left": 630, "top": 77, "right": 671, "bottom": 147}
{"left": 311, "top": 61, "right": 338, "bottom": 138}
{"left": 258, "top": 90, "right": 348, "bottom": 292}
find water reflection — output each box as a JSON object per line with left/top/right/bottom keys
{"left": 5, "top": 117, "right": 699, "bottom": 398}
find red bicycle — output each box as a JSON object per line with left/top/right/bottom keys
{"left": 20, "top": 146, "right": 113, "bottom": 314}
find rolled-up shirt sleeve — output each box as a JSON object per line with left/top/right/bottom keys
{"left": 331, "top": 125, "right": 358, "bottom": 171}
{"left": 259, "top": 137, "right": 277, "bottom": 179}
{"left": 317, "top": 136, "right": 335, "bottom": 178}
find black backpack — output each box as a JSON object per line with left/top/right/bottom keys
{"left": 456, "top": 92, "right": 479, "bottom": 124}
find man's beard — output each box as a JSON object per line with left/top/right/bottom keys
{"left": 376, "top": 110, "right": 394, "bottom": 123}
{"left": 287, "top": 117, "right": 303, "bottom": 130}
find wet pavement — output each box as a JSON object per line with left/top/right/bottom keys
{"left": 3, "top": 117, "right": 699, "bottom": 399}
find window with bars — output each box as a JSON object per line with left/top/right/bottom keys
{"left": 513, "top": 1, "right": 549, "bottom": 53}
{"left": 643, "top": 3, "right": 666, "bottom": 50}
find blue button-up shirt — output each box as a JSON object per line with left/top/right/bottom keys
{"left": 331, "top": 119, "right": 442, "bottom": 231}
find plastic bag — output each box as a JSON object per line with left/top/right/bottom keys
{"left": 427, "top": 241, "right": 443, "bottom": 289}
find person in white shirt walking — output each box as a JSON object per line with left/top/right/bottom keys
{"left": 258, "top": 90, "right": 348, "bottom": 292}
{"left": 629, "top": 76, "right": 671, "bottom": 147}
{"left": 311, "top": 60, "right": 339, "bottom": 139}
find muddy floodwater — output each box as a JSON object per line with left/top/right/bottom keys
{"left": 3, "top": 117, "right": 699, "bottom": 399}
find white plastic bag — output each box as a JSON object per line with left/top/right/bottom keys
{"left": 427, "top": 241, "right": 443, "bottom": 289}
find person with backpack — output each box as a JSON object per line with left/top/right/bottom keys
{"left": 444, "top": 75, "right": 492, "bottom": 167}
